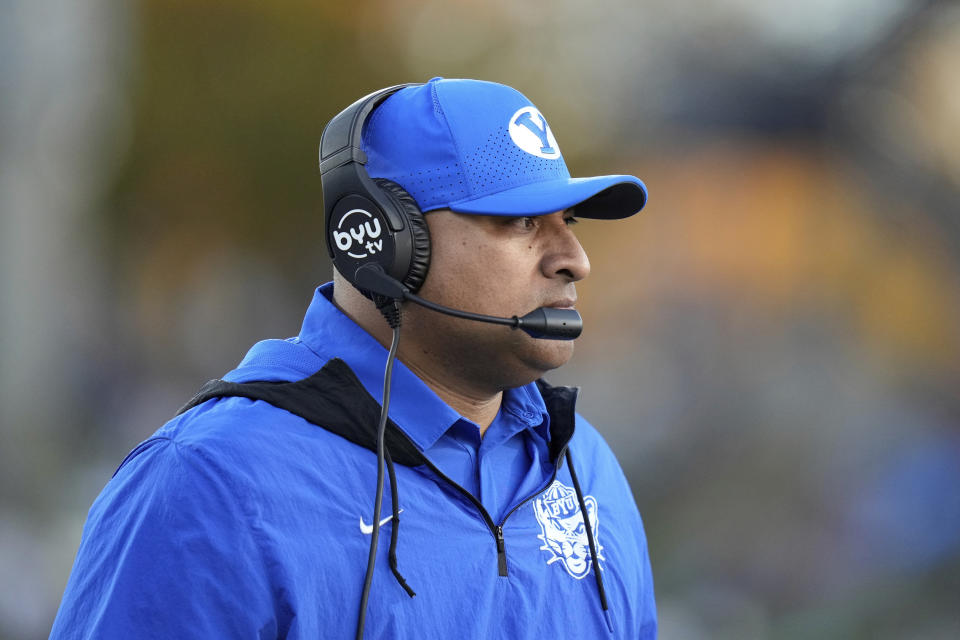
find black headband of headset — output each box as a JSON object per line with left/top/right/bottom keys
{"left": 319, "top": 84, "right": 420, "bottom": 249}
{"left": 319, "top": 84, "right": 418, "bottom": 174}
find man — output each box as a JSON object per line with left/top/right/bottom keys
{"left": 51, "top": 78, "right": 656, "bottom": 638}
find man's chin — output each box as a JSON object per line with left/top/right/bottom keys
{"left": 514, "top": 339, "right": 576, "bottom": 380}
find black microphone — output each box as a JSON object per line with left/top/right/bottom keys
{"left": 352, "top": 264, "right": 583, "bottom": 340}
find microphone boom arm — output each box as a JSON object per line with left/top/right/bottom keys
{"left": 352, "top": 264, "right": 583, "bottom": 340}
{"left": 404, "top": 293, "right": 582, "bottom": 340}
{"left": 404, "top": 292, "right": 517, "bottom": 328}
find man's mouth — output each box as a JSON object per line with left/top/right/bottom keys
{"left": 543, "top": 299, "right": 577, "bottom": 309}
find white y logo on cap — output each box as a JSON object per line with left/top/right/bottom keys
{"left": 509, "top": 107, "right": 560, "bottom": 159}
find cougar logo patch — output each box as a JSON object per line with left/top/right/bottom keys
{"left": 533, "top": 480, "right": 604, "bottom": 579}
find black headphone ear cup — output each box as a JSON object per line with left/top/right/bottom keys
{"left": 372, "top": 178, "right": 431, "bottom": 294}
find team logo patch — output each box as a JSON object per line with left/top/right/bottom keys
{"left": 533, "top": 480, "right": 603, "bottom": 579}
{"left": 508, "top": 107, "right": 561, "bottom": 159}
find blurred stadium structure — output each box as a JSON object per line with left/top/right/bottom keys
{"left": 1, "top": 0, "right": 958, "bottom": 638}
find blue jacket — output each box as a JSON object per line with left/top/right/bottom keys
{"left": 51, "top": 286, "right": 656, "bottom": 638}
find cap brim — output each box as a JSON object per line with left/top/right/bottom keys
{"left": 444, "top": 175, "right": 647, "bottom": 219}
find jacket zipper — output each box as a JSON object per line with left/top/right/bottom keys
{"left": 415, "top": 444, "right": 570, "bottom": 577}
{"left": 495, "top": 526, "right": 507, "bottom": 576}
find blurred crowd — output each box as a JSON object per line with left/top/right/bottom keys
{"left": 1, "top": 0, "right": 957, "bottom": 638}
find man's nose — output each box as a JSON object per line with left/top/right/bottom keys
{"left": 541, "top": 214, "right": 591, "bottom": 282}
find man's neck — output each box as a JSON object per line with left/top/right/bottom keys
{"left": 332, "top": 281, "right": 503, "bottom": 434}
{"left": 399, "top": 357, "right": 502, "bottom": 435}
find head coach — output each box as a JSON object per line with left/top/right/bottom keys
{"left": 51, "top": 77, "right": 657, "bottom": 639}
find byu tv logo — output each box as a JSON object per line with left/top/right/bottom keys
{"left": 509, "top": 107, "right": 561, "bottom": 159}
{"left": 333, "top": 208, "right": 383, "bottom": 259}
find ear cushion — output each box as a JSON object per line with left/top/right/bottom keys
{"left": 372, "top": 178, "right": 431, "bottom": 294}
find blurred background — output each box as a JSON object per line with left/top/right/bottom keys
{"left": 1, "top": 0, "right": 958, "bottom": 637}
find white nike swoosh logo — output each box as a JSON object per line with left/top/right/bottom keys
{"left": 359, "top": 509, "right": 403, "bottom": 535}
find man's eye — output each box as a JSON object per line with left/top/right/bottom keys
{"left": 508, "top": 216, "right": 537, "bottom": 230}
{"left": 564, "top": 216, "right": 580, "bottom": 226}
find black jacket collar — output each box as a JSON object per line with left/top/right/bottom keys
{"left": 178, "top": 358, "right": 579, "bottom": 466}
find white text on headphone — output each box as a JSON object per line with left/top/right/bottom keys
{"left": 334, "top": 210, "right": 383, "bottom": 259}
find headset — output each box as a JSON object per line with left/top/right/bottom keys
{"left": 319, "top": 83, "right": 583, "bottom": 338}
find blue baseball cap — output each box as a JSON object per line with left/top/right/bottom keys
{"left": 362, "top": 77, "right": 647, "bottom": 219}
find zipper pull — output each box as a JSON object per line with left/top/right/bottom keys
{"left": 495, "top": 525, "right": 508, "bottom": 577}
